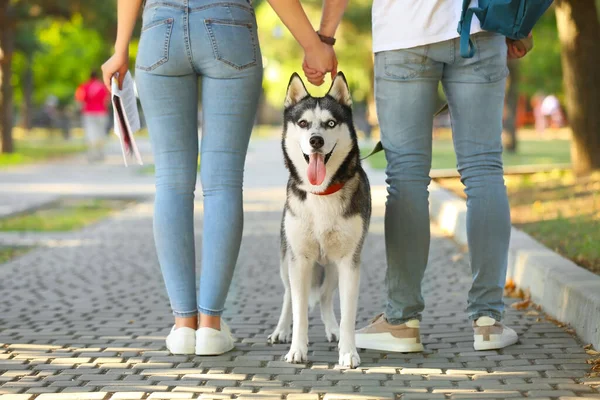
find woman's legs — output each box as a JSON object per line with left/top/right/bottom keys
{"left": 197, "top": 73, "right": 262, "bottom": 325}
{"left": 136, "top": 71, "right": 200, "bottom": 329}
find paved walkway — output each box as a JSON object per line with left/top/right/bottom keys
{"left": 0, "top": 136, "right": 598, "bottom": 399}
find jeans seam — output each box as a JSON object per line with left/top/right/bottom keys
{"left": 145, "top": 2, "right": 186, "bottom": 11}
{"left": 198, "top": 306, "right": 224, "bottom": 316}
{"left": 173, "top": 309, "right": 198, "bottom": 317}
{"left": 191, "top": 3, "right": 254, "bottom": 14}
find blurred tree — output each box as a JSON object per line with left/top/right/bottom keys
{"left": 0, "top": 1, "right": 116, "bottom": 153}
{"left": 256, "top": 0, "right": 372, "bottom": 109}
{"left": 555, "top": 0, "right": 600, "bottom": 176}
{"left": 518, "top": 10, "right": 563, "bottom": 99}
{"left": 14, "top": 22, "right": 42, "bottom": 129}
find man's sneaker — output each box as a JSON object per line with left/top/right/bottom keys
{"left": 166, "top": 326, "right": 196, "bottom": 355}
{"left": 196, "top": 320, "right": 235, "bottom": 355}
{"left": 473, "top": 316, "right": 518, "bottom": 350}
{"left": 355, "top": 313, "right": 424, "bottom": 353}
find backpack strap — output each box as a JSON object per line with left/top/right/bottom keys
{"left": 458, "top": 0, "right": 486, "bottom": 58}
{"left": 459, "top": 9, "right": 476, "bottom": 58}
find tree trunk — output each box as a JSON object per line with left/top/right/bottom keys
{"left": 20, "top": 52, "right": 34, "bottom": 130}
{"left": 0, "top": 2, "right": 15, "bottom": 154}
{"left": 555, "top": 0, "right": 600, "bottom": 176}
{"left": 503, "top": 59, "right": 520, "bottom": 153}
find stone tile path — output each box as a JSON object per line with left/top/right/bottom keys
{"left": 0, "top": 137, "right": 598, "bottom": 399}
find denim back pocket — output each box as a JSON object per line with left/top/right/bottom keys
{"left": 205, "top": 19, "right": 257, "bottom": 70}
{"left": 473, "top": 32, "right": 509, "bottom": 82}
{"left": 136, "top": 18, "right": 174, "bottom": 71}
{"left": 383, "top": 46, "right": 429, "bottom": 80}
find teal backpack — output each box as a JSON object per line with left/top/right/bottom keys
{"left": 458, "top": 0, "right": 553, "bottom": 58}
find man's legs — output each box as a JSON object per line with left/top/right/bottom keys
{"left": 442, "top": 32, "right": 517, "bottom": 350}
{"left": 356, "top": 46, "right": 444, "bottom": 353}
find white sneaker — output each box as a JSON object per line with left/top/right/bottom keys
{"left": 473, "top": 316, "right": 518, "bottom": 351}
{"left": 165, "top": 326, "right": 196, "bottom": 355}
{"left": 195, "top": 320, "right": 235, "bottom": 356}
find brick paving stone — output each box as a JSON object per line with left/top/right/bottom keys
{"left": 37, "top": 393, "right": 106, "bottom": 400}
{"left": 288, "top": 380, "right": 333, "bottom": 388}
{"left": 147, "top": 393, "right": 194, "bottom": 399}
{"left": 556, "top": 383, "right": 595, "bottom": 392}
{"left": 0, "top": 396, "right": 33, "bottom": 400}
{"left": 450, "top": 392, "right": 523, "bottom": 399}
{"left": 528, "top": 390, "right": 578, "bottom": 397}
{"left": 0, "top": 141, "right": 597, "bottom": 399}
{"left": 109, "top": 393, "right": 145, "bottom": 400}
{"left": 287, "top": 395, "right": 319, "bottom": 400}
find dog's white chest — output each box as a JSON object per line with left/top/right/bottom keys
{"left": 286, "top": 194, "right": 364, "bottom": 262}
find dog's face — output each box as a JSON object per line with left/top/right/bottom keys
{"left": 282, "top": 72, "right": 356, "bottom": 191}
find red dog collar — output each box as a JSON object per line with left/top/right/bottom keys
{"left": 312, "top": 182, "right": 345, "bottom": 196}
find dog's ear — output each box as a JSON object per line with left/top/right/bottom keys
{"left": 285, "top": 73, "right": 309, "bottom": 108}
{"left": 326, "top": 72, "right": 352, "bottom": 107}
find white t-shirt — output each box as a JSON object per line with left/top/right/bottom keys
{"left": 372, "top": 0, "right": 482, "bottom": 53}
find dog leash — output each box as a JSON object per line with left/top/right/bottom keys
{"left": 360, "top": 102, "right": 449, "bottom": 161}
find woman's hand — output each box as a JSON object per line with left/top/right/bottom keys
{"left": 303, "top": 42, "right": 337, "bottom": 86}
{"left": 101, "top": 50, "right": 129, "bottom": 91}
{"left": 507, "top": 33, "right": 533, "bottom": 59}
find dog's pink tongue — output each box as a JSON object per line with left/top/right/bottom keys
{"left": 307, "top": 153, "right": 326, "bottom": 186}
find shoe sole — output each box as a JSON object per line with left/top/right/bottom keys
{"left": 166, "top": 339, "right": 196, "bottom": 355}
{"left": 473, "top": 334, "right": 519, "bottom": 351}
{"left": 195, "top": 343, "right": 235, "bottom": 356}
{"left": 355, "top": 335, "right": 424, "bottom": 353}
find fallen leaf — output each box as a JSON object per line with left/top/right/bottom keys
{"left": 587, "top": 350, "right": 600, "bottom": 356}
{"left": 511, "top": 298, "right": 531, "bottom": 310}
{"left": 504, "top": 278, "right": 516, "bottom": 291}
{"left": 585, "top": 344, "right": 593, "bottom": 350}
{"left": 525, "top": 310, "right": 540, "bottom": 316}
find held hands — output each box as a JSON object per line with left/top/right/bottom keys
{"left": 506, "top": 33, "right": 533, "bottom": 59}
{"left": 101, "top": 50, "right": 129, "bottom": 91}
{"left": 302, "top": 41, "right": 337, "bottom": 86}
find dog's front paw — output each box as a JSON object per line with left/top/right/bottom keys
{"left": 268, "top": 326, "right": 292, "bottom": 344}
{"left": 338, "top": 349, "right": 360, "bottom": 368}
{"left": 325, "top": 324, "right": 340, "bottom": 343}
{"left": 284, "top": 344, "right": 308, "bottom": 364}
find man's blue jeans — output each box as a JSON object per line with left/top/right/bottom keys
{"left": 375, "top": 32, "right": 511, "bottom": 324}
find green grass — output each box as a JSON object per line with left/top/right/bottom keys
{"left": 0, "top": 138, "right": 87, "bottom": 168}
{"left": 0, "top": 247, "right": 32, "bottom": 264}
{"left": 517, "top": 216, "right": 599, "bottom": 275}
{"left": 366, "top": 139, "right": 571, "bottom": 170}
{"left": 437, "top": 171, "right": 600, "bottom": 275}
{"left": 0, "top": 199, "right": 131, "bottom": 232}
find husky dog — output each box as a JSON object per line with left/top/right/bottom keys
{"left": 268, "top": 72, "right": 371, "bottom": 368}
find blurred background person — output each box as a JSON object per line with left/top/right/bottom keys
{"left": 75, "top": 71, "right": 110, "bottom": 162}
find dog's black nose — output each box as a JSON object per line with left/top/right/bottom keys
{"left": 309, "top": 136, "right": 324, "bottom": 149}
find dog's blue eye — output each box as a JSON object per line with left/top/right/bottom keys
{"left": 327, "top": 120, "right": 337, "bottom": 128}
{"left": 298, "top": 120, "right": 308, "bottom": 128}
